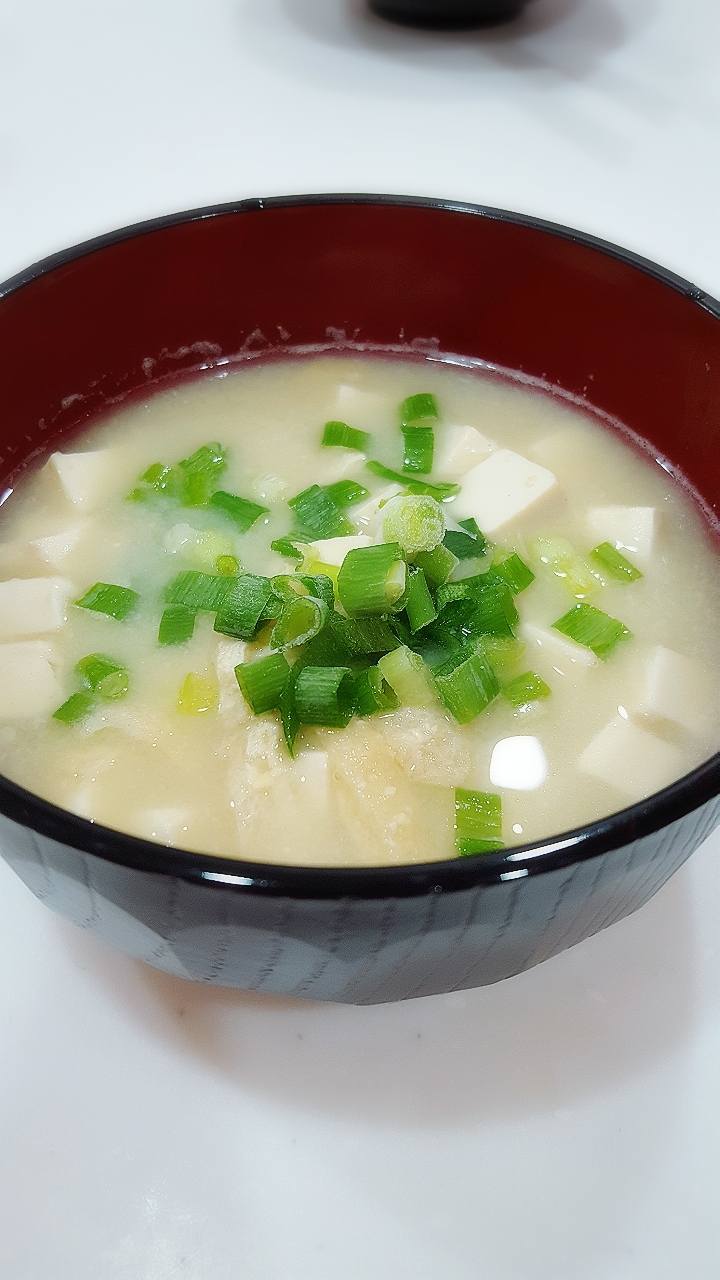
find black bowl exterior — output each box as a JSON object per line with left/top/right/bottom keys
{"left": 0, "top": 194, "right": 719, "bottom": 1002}
{"left": 1, "top": 795, "right": 717, "bottom": 1003}
{"left": 368, "top": 0, "right": 528, "bottom": 27}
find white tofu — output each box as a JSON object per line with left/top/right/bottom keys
{"left": 630, "top": 646, "right": 716, "bottom": 737}
{"left": 46, "top": 450, "right": 118, "bottom": 511}
{"left": 135, "top": 808, "right": 192, "bottom": 846}
{"left": 295, "top": 750, "right": 329, "bottom": 807}
{"left": 351, "top": 484, "right": 402, "bottom": 535}
{"left": 520, "top": 622, "right": 598, "bottom": 679}
{"left": 578, "top": 717, "right": 684, "bottom": 799}
{"left": 586, "top": 506, "right": 655, "bottom": 563}
{"left": 433, "top": 425, "right": 497, "bottom": 480}
{"left": 215, "top": 638, "right": 248, "bottom": 717}
{"left": 309, "top": 535, "right": 371, "bottom": 566}
{"left": 30, "top": 521, "right": 89, "bottom": 568}
{"left": 333, "top": 383, "right": 389, "bottom": 426}
{"left": 0, "top": 577, "right": 75, "bottom": 639}
{"left": 489, "top": 736, "right": 548, "bottom": 791}
{"left": 451, "top": 449, "right": 558, "bottom": 533}
{"left": 0, "top": 640, "right": 62, "bottom": 717}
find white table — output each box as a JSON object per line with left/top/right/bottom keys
{"left": 1, "top": 3, "right": 719, "bottom": 1276}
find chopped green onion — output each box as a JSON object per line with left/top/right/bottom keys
{"left": 324, "top": 479, "right": 370, "bottom": 507}
{"left": 97, "top": 669, "right": 129, "bottom": 700}
{"left": 532, "top": 537, "right": 599, "bottom": 599}
{"left": 381, "top": 494, "right": 445, "bottom": 556}
{"left": 127, "top": 461, "right": 181, "bottom": 502}
{"left": 337, "top": 543, "right": 406, "bottom": 617}
{"left": 296, "top": 574, "right": 335, "bottom": 609}
{"left": 271, "top": 537, "right": 304, "bottom": 562}
{"left": 235, "top": 652, "right": 290, "bottom": 714}
{"left": 458, "top": 517, "right": 484, "bottom": 541}
{"left": 436, "top": 577, "right": 518, "bottom": 634}
{"left": 432, "top": 645, "right": 500, "bottom": 724}
{"left": 476, "top": 634, "right": 526, "bottom": 675}
{"left": 208, "top": 490, "right": 269, "bottom": 533}
{"left": 158, "top": 605, "right": 196, "bottom": 646}
{"left": 399, "top": 393, "right": 439, "bottom": 428}
{"left": 442, "top": 530, "right": 484, "bottom": 561}
{"left": 271, "top": 575, "right": 309, "bottom": 602}
{"left": 503, "top": 671, "right": 551, "bottom": 707}
{"left": 178, "top": 442, "right": 227, "bottom": 476}
{"left": 181, "top": 472, "right": 215, "bottom": 507}
{"left": 321, "top": 420, "right": 371, "bottom": 452}
{"left": 492, "top": 553, "right": 535, "bottom": 594}
{"left": 288, "top": 485, "right": 354, "bottom": 539}
{"left": 76, "top": 653, "right": 124, "bottom": 690}
{"left": 52, "top": 691, "right": 95, "bottom": 725}
{"left": 365, "top": 461, "right": 460, "bottom": 501}
{"left": 75, "top": 582, "right": 139, "bottom": 621}
{"left": 214, "top": 575, "right": 274, "bottom": 640}
{"left": 353, "top": 665, "right": 400, "bottom": 717}
{"left": 295, "top": 666, "right": 355, "bottom": 728}
{"left": 336, "top": 615, "right": 399, "bottom": 656}
{"left": 279, "top": 664, "right": 300, "bottom": 755}
{"left": 589, "top": 542, "right": 643, "bottom": 582}
{"left": 404, "top": 567, "right": 437, "bottom": 633}
{"left": 177, "top": 673, "right": 218, "bottom": 714}
{"left": 301, "top": 614, "right": 354, "bottom": 667}
{"left": 402, "top": 425, "right": 434, "bottom": 476}
{"left": 553, "top": 602, "right": 633, "bottom": 658}
{"left": 414, "top": 544, "right": 458, "bottom": 587}
{"left": 454, "top": 789, "right": 504, "bottom": 856}
{"left": 164, "top": 571, "right": 236, "bottom": 612}
{"left": 271, "top": 595, "right": 329, "bottom": 650}
{"left": 216, "top": 554, "right": 241, "bottom": 576}
{"left": 378, "top": 645, "right": 436, "bottom": 707}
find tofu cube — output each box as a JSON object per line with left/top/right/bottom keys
{"left": 309, "top": 535, "right": 371, "bottom": 566}
{"left": 215, "top": 638, "right": 249, "bottom": 717}
{"left": 630, "top": 646, "right": 716, "bottom": 737}
{"left": 578, "top": 717, "right": 683, "bottom": 799}
{"left": 586, "top": 506, "right": 655, "bottom": 563}
{"left": 351, "top": 484, "right": 402, "bottom": 535}
{"left": 433, "top": 425, "right": 497, "bottom": 480}
{"left": 0, "top": 577, "right": 75, "bottom": 639}
{"left": 30, "top": 522, "right": 89, "bottom": 568}
{"left": 333, "top": 384, "right": 389, "bottom": 427}
{"left": 451, "top": 449, "right": 558, "bottom": 533}
{"left": 46, "top": 450, "right": 118, "bottom": 511}
{"left": 489, "top": 735, "right": 548, "bottom": 791}
{"left": 520, "top": 622, "right": 598, "bottom": 680}
{"left": 295, "top": 750, "right": 329, "bottom": 807}
{"left": 0, "top": 641, "right": 62, "bottom": 717}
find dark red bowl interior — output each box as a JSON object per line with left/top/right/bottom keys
{"left": 0, "top": 194, "right": 719, "bottom": 893}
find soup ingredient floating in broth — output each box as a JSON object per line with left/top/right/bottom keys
{"left": 0, "top": 355, "right": 716, "bottom": 868}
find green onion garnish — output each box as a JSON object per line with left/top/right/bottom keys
{"left": 399, "top": 393, "right": 439, "bottom": 428}
{"left": 52, "top": 691, "right": 95, "bottom": 725}
{"left": 76, "top": 653, "right": 124, "bottom": 691}
{"left": 435, "top": 577, "right": 518, "bottom": 634}
{"left": 553, "top": 602, "right": 633, "bottom": 658}
{"left": 214, "top": 575, "right": 274, "bottom": 640}
{"left": 216, "top": 555, "right": 241, "bottom": 576}
{"left": 75, "top": 582, "right": 140, "bottom": 621}
{"left": 365, "top": 461, "right": 460, "bottom": 501}
{"left": 158, "top": 604, "right": 196, "bottom": 646}
{"left": 279, "top": 664, "right": 301, "bottom": 755}
{"left": 454, "top": 788, "right": 504, "bottom": 856}
{"left": 301, "top": 614, "right": 354, "bottom": 667}
{"left": 402, "top": 425, "right": 434, "bottom": 476}
{"left": 321, "top": 420, "right": 371, "bottom": 452}
{"left": 405, "top": 567, "right": 438, "bottom": 633}
{"left": 337, "top": 543, "right": 406, "bottom": 617}
{"left": 503, "top": 671, "right": 551, "bottom": 707}
{"left": 164, "top": 571, "right": 236, "bottom": 612}
{"left": 353, "top": 665, "right": 400, "bottom": 717}
{"left": 442, "top": 530, "right": 484, "bottom": 561}
{"left": 588, "top": 542, "right": 643, "bottom": 582}
{"left": 492, "top": 553, "right": 535, "bottom": 594}
{"left": 458, "top": 517, "right": 483, "bottom": 540}
{"left": 208, "top": 490, "right": 269, "bottom": 533}
{"left": 432, "top": 645, "right": 500, "bottom": 724}
{"left": 296, "top": 574, "right": 335, "bottom": 609}
{"left": 97, "top": 670, "right": 130, "bottom": 700}
{"left": 295, "top": 666, "right": 355, "bottom": 728}
{"left": 271, "top": 595, "right": 329, "bottom": 650}
{"left": 381, "top": 493, "right": 445, "bottom": 556}
{"left": 378, "top": 645, "right": 436, "bottom": 707}
{"left": 270, "top": 537, "right": 304, "bottom": 562}
{"left": 324, "top": 480, "right": 370, "bottom": 508}
{"left": 235, "top": 652, "right": 290, "bottom": 714}
{"left": 177, "top": 673, "right": 218, "bottom": 714}
{"left": 476, "top": 634, "right": 526, "bottom": 675}
{"left": 178, "top": 442, "right": 227, "bottom": 478}
{"left": 414, "top": 544, "right": 458, "bottom": 587}
{"left": 335, "top": 615, "right": 399, "bottom": 656}
{"left": 288, "top": 484, "right": 355, "bottom": 539}
{"left": 532, "top": 537, "right": 599, "bottom": 599}
{"left": 127, "top": 461, "right": 181, "bottom": 502}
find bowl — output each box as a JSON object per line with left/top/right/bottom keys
{"left": 368, "top": 0, "right": 529, "bottom": 27}
{"left": 0, "top": 194, "right": 719, "bottom": 1004}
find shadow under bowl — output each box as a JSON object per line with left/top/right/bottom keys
{"left": 368, "top": 0, "right": 529, "bottom": 27}
{"left": 0, "top": 194, "right": 719, "bottom": 1003}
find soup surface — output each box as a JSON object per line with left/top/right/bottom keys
{"left": 0, "top": 355, "right": 717, "bottom": 866}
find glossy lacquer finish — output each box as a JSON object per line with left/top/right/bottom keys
{"left": 1, "top": 196, "right": 719, "bottom": 1004}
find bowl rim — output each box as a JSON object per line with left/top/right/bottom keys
{"left": 1, "top": 191, "right": 719, "bottom": 900}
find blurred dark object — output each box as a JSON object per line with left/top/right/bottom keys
{"left": 368, "top": 0, "right": 529, "bottom": 28}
